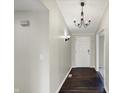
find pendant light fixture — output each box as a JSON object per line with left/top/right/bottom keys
{"left": 73, "top": 2, "right": 91, "bottom": 28}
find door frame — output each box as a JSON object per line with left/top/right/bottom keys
{"left": 96, "top": 29, "right": 105, "bottom": 78}
{"left": 71, "top": 35, "right": 92, "bottom": 68}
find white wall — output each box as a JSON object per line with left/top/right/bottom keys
{"left": 14, "top": 11, "right": 49, "bottom": 93}
{"left": 71, "top": 34, "right": 96, "bottom": 68}
{"left": 96, "top": 5, "right": 109, "bottom": 92}
{"left": 40, "top": 0, "right": 72, "bottom": 93}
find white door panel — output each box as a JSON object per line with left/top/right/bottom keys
{"left": 75, "top": 37, "right": 91, "bottom": 67}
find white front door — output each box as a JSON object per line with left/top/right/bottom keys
{"left": 75, "top": 37, "right": 91, "bottom": 67}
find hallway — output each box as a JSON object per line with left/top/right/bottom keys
{"left": 59, "top": 68, "right": 106, "bottom": 93}
{"left": 14, "top": 0, "right": 109, "bottom": 93}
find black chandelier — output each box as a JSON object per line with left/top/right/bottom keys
{"left": 73, "top": 2, "right": 91, "bottom": 28}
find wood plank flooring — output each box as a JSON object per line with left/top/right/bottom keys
{"left": 59, "top": 68, "right": 106, "bottom": 93}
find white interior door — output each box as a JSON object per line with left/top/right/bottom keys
{"left": 75, "top": 37, "right": 91, "bottom": 67}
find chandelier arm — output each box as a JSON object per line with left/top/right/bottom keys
{"left": 78, "top": 23, "right": 81, "bottom": 28}
{"left": 88, "top": 20, "right": 91, "bottom": 25}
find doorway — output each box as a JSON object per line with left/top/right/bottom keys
{"left": 99, "top": 35, "right": 105, "bottom": 77}
{"left": 74, "top": 36, "right": 91, "bottom": 67}
{"left": 96, "top": 29, "right": 105, "bottom": 78}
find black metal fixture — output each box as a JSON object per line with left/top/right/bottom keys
{"left": 65, "top": 35, "right": 71, "bottom": 42}
{"left": 73, "top": 2, "right": 91, "bottom": 28}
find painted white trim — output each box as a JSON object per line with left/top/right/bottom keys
{"left": 73, "top": 36, "right": 91, "bottom": 67}
{"left": 96, "top": 30, "right": 108, "bottom": 92}
{"left": 105, "top": 84, "right": 109, "bottom": 93}
{"left": 56, "top": 67, "right": 72, "bottom": 93}
{"left": 71, "top": 66, "right": 95, "bottom": 68}
{"left": 90, "top": 65, "right": 96, "bottom": 68}
{"left": 72, "top": 66, "right": 84, "bottom": 68}
{"left": 96, "top": 34, "right": 99, "bottom": 71}
{"left": 71, "top": 35, "right": 96, "bottom": 69}
{"left": 96, "top": 29, "right": 105, "bottom": 71}
{"left": 103, "top": 32, "right": 106, "bottom": 88}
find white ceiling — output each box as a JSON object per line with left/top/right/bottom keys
{"left": 57, "top": 0, "right": 108, "bottom": 34}
{"left": 14, "top": 0, "right": 47, "bottom": 11}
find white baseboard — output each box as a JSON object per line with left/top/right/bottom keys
{"left": 90, "top": 66, "right": 96, "bottom": 68}
{"left": 56, "top": 67, "right": 72, "bottom": 93}
{"left": 71, "top": 66, "right": 79, "bottom": 68}
{"left": 71, "top": 66, "right": 96, "bottom": 68}
{"left": 71, "top": 66, "right": 88, "bottom": 68}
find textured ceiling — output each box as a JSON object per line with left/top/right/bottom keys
{"left": 57, "top": 0, "right": 108, "bottom": 34}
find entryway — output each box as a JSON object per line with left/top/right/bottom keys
{"left": 99, "top": 34, "right": 105, "bottom": 77}
{"left": 73, "top": 36, "right": 91, "bottom": 67}
{"left": 96, "top": 29, "right": 105, "bottom": 79}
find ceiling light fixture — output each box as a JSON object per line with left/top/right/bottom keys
{"left": 73, "top": 2, "right": 91, "bottom": 28}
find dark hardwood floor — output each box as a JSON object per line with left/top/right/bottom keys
{"left": 59, "top": 68, "right": 106, "bottom": 93}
